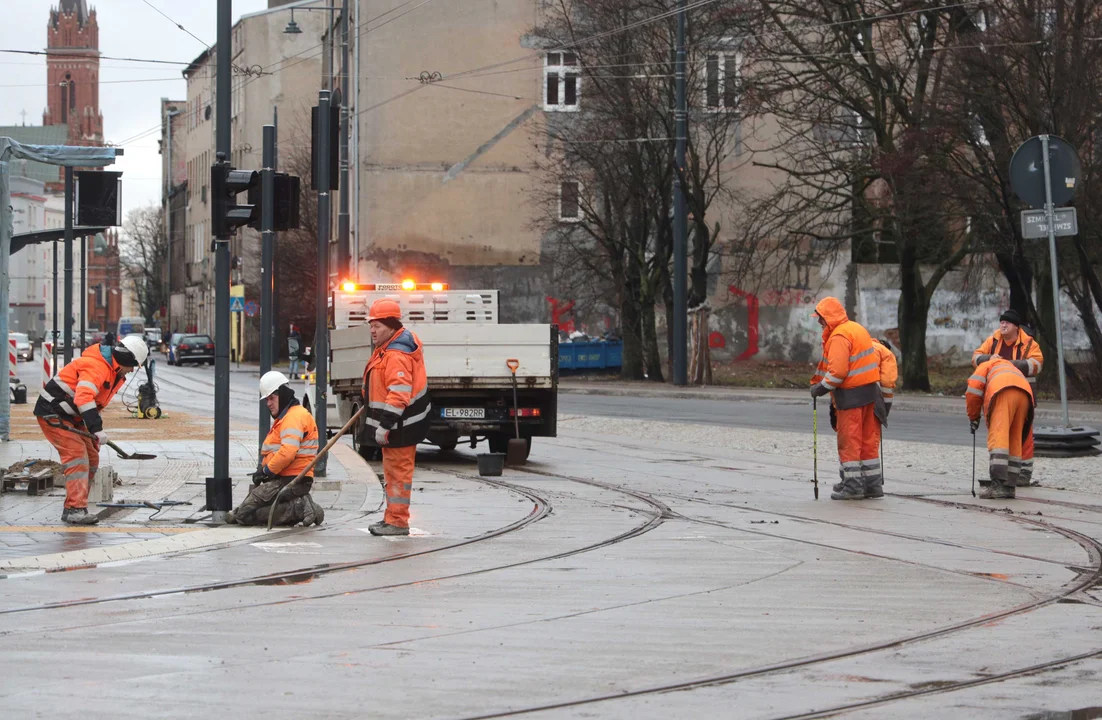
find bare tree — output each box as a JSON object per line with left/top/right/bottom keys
{"left": 120, "top": 204, "right": 167, "bottom": 325}
{"left": 531, "top": 0, "right": 747, "bottom": 380}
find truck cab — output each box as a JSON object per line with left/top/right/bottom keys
{"left": 329, "top": 280, "right": 558, "bottom": 459}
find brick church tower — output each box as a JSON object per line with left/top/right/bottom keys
{"left": 43, "top": 0, "right": 103, "bottom": 146}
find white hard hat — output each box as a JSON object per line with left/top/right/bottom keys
{"left": 114, "top": 335, "right": 149, "bottom": 368}
{"left": 259, "top": 370, "right": 290, "bottom": 399}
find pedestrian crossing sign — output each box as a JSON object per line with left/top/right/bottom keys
{"left": 230, "top": 297, "right": 245, "bottom": 313}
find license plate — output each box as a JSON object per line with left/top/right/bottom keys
{"left": 442, "top": 407, "right": 485, "bottom": 419}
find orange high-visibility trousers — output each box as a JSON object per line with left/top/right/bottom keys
{"left": 1021, "top": 428, "right": 1035, "bottom": 484}
{"left": 38, "top": 417, "right": 99, "bottom": 510}
{"left": 381, "top": 445, "right": 416, "bottom": 528}
{"left": 835, "top": 404, "right": 882, "bottom": 487}
{"left": 986, "top": 387, "right": 1030, "bottom": 487}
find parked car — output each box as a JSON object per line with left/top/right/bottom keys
{"left": 144, "top": 327, "right": 163, "bottom": 350}
{"left": 166, "top": 333, "right": 185, "bottom": 365}
{"left": 9, "top": 333, "right": 32, "bottom": 362}
{"left": 174, "top": 334, "right": 215, "bottom": 366}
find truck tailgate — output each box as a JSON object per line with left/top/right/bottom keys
{"left": 332, "top": 324, "right": 555, "bottom": 389}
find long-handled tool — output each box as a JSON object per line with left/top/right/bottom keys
{"left": 504, "top": 358, "right": 528, "bottom": 466}
{"left": 812, "top": 397, "right": 819, "bottom": 500}
{"left": 266, "top": 405, "right": 366, "bottom": 530}
{"left": 971, "top": 426, "right": 977, "bottom": 498}
{"left": 41, "top": 416, "right": 158, "bottom": 460}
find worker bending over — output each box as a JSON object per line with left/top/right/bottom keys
{"left": 967, "top": 357, "right": 1035, "bottom": 500}
{"left": 35, "top": 336, "right": 149, "bottom": 525}
{"left": 362, "top": 299, "right": 431, "bottom": 536}
{"left": 972, "top": 308, "right": 1043, "bottom": 486}
{"left": 227, "top": 371, "right": 324, "bottom": 526}
{"left": 810, "top": 297, "right": 885, "bottom": 501}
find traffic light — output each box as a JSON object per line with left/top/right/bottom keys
{"left": 211, "top": 161, "right": 260, "bottom": 238}
{"left": 247, "top": 173, "right": 302, "bottom": 231}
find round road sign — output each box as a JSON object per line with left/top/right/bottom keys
{"left": 244, "top": 300, "right": 259, "bottom": 318}
{"left": 1009, "top": 135, "right": 1080, "bottom": 208}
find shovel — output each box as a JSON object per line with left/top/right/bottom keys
{"left": 42, "top": 415, "right": 158, "bottom": 460}
{"left": 504, "top": 358, "right": 528, "bottom": 466}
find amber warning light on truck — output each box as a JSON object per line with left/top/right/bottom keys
{"left": 339, "top": 280, "right": 449, "bottom": 293}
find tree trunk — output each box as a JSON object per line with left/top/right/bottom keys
{"left": 1034, "top": 262, "right": 1060, "bottom": 392}
{"left": 994, "top": 250, "right": 1034, "bottom": 321}
{"left": 689, "top": 220, "right": 711, "bottom": 308}
{"left": 640, "top": 291, "right": 664, "bottom": 382}
{"left": 898, "top": 246, "right": 932, "bottom": 392}
{"left": 620, "top": 267, "right": 645, "bottom": 381}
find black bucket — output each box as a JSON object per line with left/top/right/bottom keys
{"left": 477, "top": 453, "right": 505, "bottom": 477}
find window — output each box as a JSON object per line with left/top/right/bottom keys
{"left": 705, "top": 52, "right": 741, "bottom": 110}
{"left": 559, "top": 181, "right": 582, "bottom": 222}
{"left": 544, "top": 52, "right": 580, "bottom": 111}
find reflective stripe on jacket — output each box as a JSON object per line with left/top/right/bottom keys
{"left": 972, "top": 329, "right": 1043, "bottom": 383}
{"left": 262, "top": 403, "right": 320, "bottom": 478}
{"left": 810, "top": 298, "right": 881, "bottom": 410}
{"left": 361, "top": 328, "right": 431, "bottom": 448}
{"left": 967, "top": 358, "right": 1035, "bottom": 431}
{"left": 33, "top": 345, "right": 126, "bottom": 433}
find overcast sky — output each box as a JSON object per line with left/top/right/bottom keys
{"left": 0, "top": 0, "right": 270, "bottom": 218}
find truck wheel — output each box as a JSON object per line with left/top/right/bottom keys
{"left": 436, "top": 440, "right": 458, "bottom": 452}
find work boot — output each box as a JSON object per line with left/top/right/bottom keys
{"left": 309, "top": 498, "right": 324, "bottom": 526}
{"left": 830, "top": 477, "right": 865, "bottom": 501}
{"left": 978, "top": 480, "right": 992, "bottom": 488}
{"left": 369, "top": 522, "right": 410, "bottom": 536}
{"left": 224, "top": 510, "right": 237, "bottom": 524}
{"left": 979, "top": 480, "right": 1015, "bottom": 499}
{"left": 62, "top": 507, "right": 99, "bottom": 525}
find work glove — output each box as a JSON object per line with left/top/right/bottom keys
{"left": 375, "top": 427, "right": 390, "bottom": 446}
{"left": 974, "top": 354, "right": 991, "bottom": 365}
{"left": 94, "top": 430, "right": 108, "bottom": 448}
{"left": 970, "top": 418, "right": 980, "bottom": 434}
{"left": 251, "top": 466, "right": 273, "bottom": 484}
{"left": 1011, "top": 359, "right": 1030, "bottom": 374}
{"left": 809, "top": 383, "right": 830, "bottom": 399}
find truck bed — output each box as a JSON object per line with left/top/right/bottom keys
{"left": 331, "top": 324, "right": 556, "bottom": 390}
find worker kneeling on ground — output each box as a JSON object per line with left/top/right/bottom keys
{"left": 226, "top": 371, "right": 324, "bottom": 526}
{"left": 362, "top": 298, "right": 430, "bottom": 537}
{"left": 810, "top": 297, "right": 886, "bottom": 501}
{"left": 967, "top": 357, "right": 1035, "bottom": 500}
{"left": 35, "top": 336, "right": 149, "bottom": 525}
{"left": 832, "top": 337, "right": 896, "bottom": 494}
{"left": 972, "top": 308, "right": 1043, "bottom": 486}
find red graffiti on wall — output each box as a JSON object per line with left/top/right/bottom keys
{"left": 727, "top": 286, "right": 760, "bottom": 361}
{"left": 760, "top": 288, "right": 814, "bottom": 307}
{"left": 546, "top": 297, "right": 576, "bottom": 334}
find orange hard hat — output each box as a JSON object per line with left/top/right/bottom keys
{"left": 368, "top": 298, "right": 402, "bottom": 322}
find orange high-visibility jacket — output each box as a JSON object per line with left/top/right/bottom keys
{"left": 34, "top": 345, "right": 127, "bottom": 433}
{"left": 967, "top": 358, "right": 1035, "bottom": 429}
{"left": 873, "top": 339, "right": 898, "bottom": 406}
{"left": 361, "top": 328, "right": 430, "bottom": 448}
{"left": 972, "top": 329, "right": 1043, "bottom": 383}
{"left": 261, "top": 403, "right": 320, "bottom": 478}
{"left": 811, "top": 298, "right": 881, "bottom": 409}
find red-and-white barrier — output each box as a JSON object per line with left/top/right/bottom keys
{"left": 8, "top": 338, "right": 15, "bottom": 379}
{"left": 43, "top": 342, "right": 55, "bottom": 385}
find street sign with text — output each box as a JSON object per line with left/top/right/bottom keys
{"left": 1021, "top": 207, "right": 1078, "bottom": 239}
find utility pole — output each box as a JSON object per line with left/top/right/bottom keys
{"left": 1040, "top": 134, "right": 1070, "bottom": 426}
{"left": 52, "top": 238, "right": 58, "bottom": 361}
{"left": 315, "top": 90, "right": 332, "bottom": 475}
{"left": 672, "top": 0, "right": 688, "bottom": 386}
{"left": 165, "top": 107, "right": 182, "bottom": 336}
{"left": 63, "top": 167, "right": 74, "bottom": 364}
{"left": 209, "top": 0, "right": 233, "bottom": 520}
{"left": 80, "top": 234, "right": 86, "bottom": 348}
{"left": 337, "top": 0, "right": 351, "bottom": 282}
{"left": 259, "top": 124, "right": 275, "bottom": 455}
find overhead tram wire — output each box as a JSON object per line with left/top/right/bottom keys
{"left": 0, "top": 49, "right": 188, "bottom": 66}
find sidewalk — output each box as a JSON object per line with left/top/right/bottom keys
{"left": 0, "top": 424, "right": 375, "bottom": 572}
{"left": 559, "top": 378, "right": 1102, "bottom": 422}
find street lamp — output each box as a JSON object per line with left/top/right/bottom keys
{"left": 282, "top": 6, "right": 342, "bottom": 36}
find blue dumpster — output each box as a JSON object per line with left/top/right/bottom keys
{"left": 558, "top": 341, "right": 623, "bottom": 372}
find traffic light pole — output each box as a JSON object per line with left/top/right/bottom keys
{"left": 337, "top": 0, "right": 351, "bottom": 282}
{"left": 314, "top": 90, "right": 332, "bottom": 475}
{"left": 1040, "top": 134, "right": 1070, "bottom": 426}
{"left": 672, "top": 0, "right": 688, "bottom": 386}
{"left": 63, "top": 167, "right": 74, "bottom": 364}
{"left": 259, "top": 124, "right": 275, "bottom": 455}
{"left": 209, "top": 0, "right": 233, "bottom": 520}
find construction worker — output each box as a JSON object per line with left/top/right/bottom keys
{"left": 361, "top": 298, "right": 430, "bottom": 536}
{"left": 967, "top": 357, "right": 1035, "bottom": 499}
{"left": 833, "top": 337, "right": 897, "bottom": 494}
{"left": 226, "top": 371, "right": 324, "bottom": 526}
{"left": 810, "top": 298, "right": 885, "bottom": 500}
{"left": 972, "top": 309, "right": 1043, "bottom": 486}
{"left": 34, "top": 336, "right": 149, "bottom": 525}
